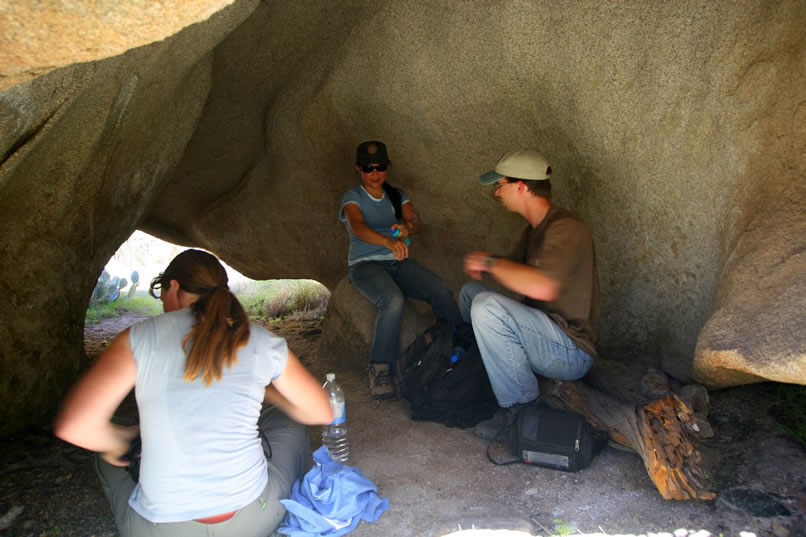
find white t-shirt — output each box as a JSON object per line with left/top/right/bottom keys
{"left": 127, "top": 308, "right": 288, "bottom": 522}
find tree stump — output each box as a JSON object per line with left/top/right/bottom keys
{"left": 543, "top": 361, "right": 715, "bottom": 501}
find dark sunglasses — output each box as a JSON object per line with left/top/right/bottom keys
{"left": 360, "top": 163, "right": 388, "bottom": 173}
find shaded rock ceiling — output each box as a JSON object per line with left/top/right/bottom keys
{"left": 0, "top": 0, "right": 804, "bottom": 437}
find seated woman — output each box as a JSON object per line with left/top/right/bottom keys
{"left": 340, "top": 140, "right": 462, "bottom": 399}
{"left": 54, "top": 249, "right": 332, "bottom": 537}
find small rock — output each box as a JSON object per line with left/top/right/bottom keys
{"left": 679, "top": 384, "right": 710, "bottom": 414}
{"left": 772, "top": 520, "right": 790, "bottom": 537}
{"left": 0, "top": 505, "right": 24, "bottom": 530}
{"left": 692, "top": 413, "right": 714, "bottom": 438}
{"left": 641, "top": 368, "right": 672, "bottom": 400}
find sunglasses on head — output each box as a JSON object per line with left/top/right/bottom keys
{"left": 360, "top": 162, "right": 388, "bottom": 173}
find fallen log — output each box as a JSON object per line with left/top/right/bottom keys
{"left": 543, "top": 364, "right": 715, "bottom": 501}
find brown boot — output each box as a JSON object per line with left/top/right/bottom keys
{"left": 369, "top": 363, "right": 395, "bottom": 399}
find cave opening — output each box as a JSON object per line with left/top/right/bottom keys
{"left": 84, "top": 230, "right": 331, "bottom": 331}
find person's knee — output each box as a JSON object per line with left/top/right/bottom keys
{"left": 459, "top": 282, "right": 478, "bottom": 301}
{"left": 432, "top": 281, "right": 453, "bottom": 300}
{"left": 460, "top": 283, "right": 487, "bottom": 308}
{"left": 469, "top": 291, "right": 501, "bottom": 325}
{"left": 378, "top": 288, "right": 405, "bottom": 312}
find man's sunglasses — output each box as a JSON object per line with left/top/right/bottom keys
{"left": 360, "top": 163, "right": 388, "bottom": 173}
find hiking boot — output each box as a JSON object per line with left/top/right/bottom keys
{"left": 474, "top": 402, "right": 530, "bottom": 440}
{"left": 369, "top": 363, "right": 395, "bottom": 399}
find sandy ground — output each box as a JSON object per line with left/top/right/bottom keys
{"left": 1, "top": 314, "right": 804, "bottom": 537}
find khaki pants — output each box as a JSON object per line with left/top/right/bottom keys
{"left": 96, "top": 407, "right": 308, "bottom": 537}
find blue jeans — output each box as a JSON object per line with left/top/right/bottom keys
{"left": 460, "top": 282, "right": 593, "bottom": 408}
{"left": 349, "top": 258, "right": 461, "bottom": 369}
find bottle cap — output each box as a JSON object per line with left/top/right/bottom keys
{"left": 326, "top": 373, "right": 335, "bottom": 381}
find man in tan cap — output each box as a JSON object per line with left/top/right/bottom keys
{"left": 461, "top": 149, "right": 600, "bottom": 440}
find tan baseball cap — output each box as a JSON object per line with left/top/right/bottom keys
{"left": 480, "top": 149, "right": 551, "bottom": 184}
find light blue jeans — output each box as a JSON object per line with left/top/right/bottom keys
{"left": 349, "top": 258, "right": 461, "bottom": 370}
{"left": 460, "top": 282, "right": 593, "bottom": 408}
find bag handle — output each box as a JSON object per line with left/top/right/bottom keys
{"left": 486, "top": 428, "right": 522, "bottom": 466}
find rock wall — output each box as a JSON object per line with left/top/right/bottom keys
{"left": 0, "top": 0, "right": 237, "bottom": 92}
{"left": 0, "top": 0, "right": 260, "bottom": 436}
{"left": 1, "top": 0, "right": 804, "bottom": 436}
{"left": 319, "top": 278, "right": 435, "bottom": 374}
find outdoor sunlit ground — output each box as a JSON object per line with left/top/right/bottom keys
{"left": 89, "top": 231, "right": 329, "bottom": 324}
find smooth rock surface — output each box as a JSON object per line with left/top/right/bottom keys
{"left": 1, "top": 0, "right": 804, "bottom": 435}
{"left": 0, "top": 0, "right": 236, "bottom": 92}
{"left": 319, "top": 277, "right": 435, "bottom": 373}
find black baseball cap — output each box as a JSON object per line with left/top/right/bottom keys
{"left": 356, "top": 141, "right": 389, "bottom": 166}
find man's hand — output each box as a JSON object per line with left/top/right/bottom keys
{"left": 464, "top": 250, "right": 493, "bottom": 280}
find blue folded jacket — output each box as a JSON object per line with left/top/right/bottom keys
{"left": 278, "top": 446, "right": 389, "bottom": 537}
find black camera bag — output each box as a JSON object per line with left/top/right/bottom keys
{"left": 488, "top": 395, "right": 608, "bottom": 472}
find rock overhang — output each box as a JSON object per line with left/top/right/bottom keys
{"left": 0, "top": 0, "right": 804, "bottom": 436}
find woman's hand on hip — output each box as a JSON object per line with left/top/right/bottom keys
{"left": 100, "top": 424, "right": 140, "bottom": 467}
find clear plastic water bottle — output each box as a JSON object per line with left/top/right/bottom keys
{"left": 322, "top": 373, "right": 349, "bottom": 463}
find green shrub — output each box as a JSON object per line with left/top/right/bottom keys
{"left": 231, "top": 279, "right": 329, "bottom": 321}
{"left": 85, "top": 278, "right": 329, "bottom": 324}
{"left": 230, "top": 280, "right": 277, "bottom": 320}
{"left": 85, "top": 293, "right": 162, "bottom": 324}
{"left": 279, "top": 280, "right": 329, "bottom": 321}
{"left": 262, "top": 285, "right": 292, "bottom": 320}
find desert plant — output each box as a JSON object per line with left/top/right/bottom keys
{"left": 258, "top": 280, "right": 329, "bottom": 321}
{"left": 289, "top": 280, "right": 330, "bottom": 313}
{"left": 91, "top": 270, "right": 140, "bottom": 305}
{"left": 262, "top": 285, "right": 293, "bottom": 320}
{"left": 128, "top": 271, "right": 140, "bottom": 298}
{"left": 553, "top": 519, "right": 573, "bottom": 536}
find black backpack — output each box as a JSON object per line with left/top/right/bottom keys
{"left": 398, "top": 321, "right": 498, "bottom": 428}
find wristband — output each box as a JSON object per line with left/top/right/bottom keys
{"left": 484, "top": 255, "right": 503, "bottom": 269}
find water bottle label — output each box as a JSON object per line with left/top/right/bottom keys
{"left": 331, "top": 401, "right": 346, "bottom": 425}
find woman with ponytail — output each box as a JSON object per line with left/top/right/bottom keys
{"left": 340, "top": 141, "right": 462, "bottom": 399}
{"left": 55, "top": 249, "right": 332, "bottom": 537}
